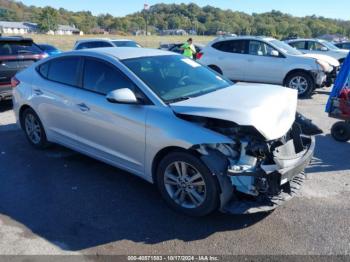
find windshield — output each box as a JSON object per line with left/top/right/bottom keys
{"left": 123, "top": 55, "right": 232, "bottom": 103}
{"left": 321, "top": 41, "right": 340, "bottom": 50}
{"left": 112, "top": 41, "right": 141, "bottom": 48}
{"left": 269, "top": 39, "right": 303, "bottom": 55}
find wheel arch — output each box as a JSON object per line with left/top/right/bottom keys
{"left": 151, "top": 146, "right": 200, "bottom": 184}
{"left": 19, "top": 104, "right": 33, "bottom": 129}
{"left": 207, "top": 64, "right": 223, "bottom": 75}
{"left": 283, "top": 69, "right": 314, "bottom": 86}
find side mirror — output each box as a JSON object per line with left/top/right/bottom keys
{"left": 271, "top": 50, "right": 280, "bottom": 57}
{"left": 321, "top": 46, "right": 328, "bottom": 51}
{"left": 106, "top": 88, "right": 138, "bottom": 104}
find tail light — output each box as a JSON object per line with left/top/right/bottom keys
{"left": 196, "top": 52, "right": 203, "bottom": 60}
{"left": 11, "top": 77, "right": 20, "bottom": 88}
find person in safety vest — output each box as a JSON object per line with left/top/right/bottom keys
{"left": 181, "top": 38, "right": 196, "bottom": 59}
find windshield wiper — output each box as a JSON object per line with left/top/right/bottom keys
{"left": 165, "top": 96, "right": 190, "bottom": 104}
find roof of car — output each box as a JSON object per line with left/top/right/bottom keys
{"left": 212, "top": 35, "right": 276, "bottom": 43}
{"left": 75, "top": 38, "right": 133, "bottom": 44}
{"left": 0, "top": 36, "right": 33, "bottom": 42}
{"left": 286, "top": 38, "right": 325, "bottom": 42}
{"left": 72, "top": 47, "right": 175, "bottom": 60}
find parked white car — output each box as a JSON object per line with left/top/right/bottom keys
{"left": 285, "top": 38, "right": 349, "bottom": 63}
{"left": 197, "top": 36, "right": 337, "bottom": 98}
{"left": 12, "top": 48, "right": 316, "bottom": 216}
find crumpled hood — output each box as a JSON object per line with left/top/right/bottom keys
{"left": 170, "top": 83, "right": 298, "bottom": 141}
{"left": 302, "top": 53, "right": 340, "bottom": 67}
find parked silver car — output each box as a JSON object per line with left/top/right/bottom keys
{"left": 12, "top": 48, "right": 315, "bottom": 216}
{"left": 198, "top": 36, "right": 337, "bottom": 98}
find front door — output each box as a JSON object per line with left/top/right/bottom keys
{"left": 71, "top": 57, "right": 148, "bottom": 175}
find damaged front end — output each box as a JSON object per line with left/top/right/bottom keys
{"left": 184, "top": 114, "right": 316, "bottom": 214}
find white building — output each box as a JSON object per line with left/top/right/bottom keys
{"left": 0, "top": 21, "right": 82, "bottom": 35}
{"left": 0, "top": 21, "right": 36, "bottom": 34}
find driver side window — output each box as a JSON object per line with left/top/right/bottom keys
{"left": 83, "top": 58, "right": 135, "bottom": 95}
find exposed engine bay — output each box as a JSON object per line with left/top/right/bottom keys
{"left": 177, "top": 113, "right": 318, "bottom": 214}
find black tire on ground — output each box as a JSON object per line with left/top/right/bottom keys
{"left": 331, "top": 121, "right": 350, "bottom": 142}
{"left": 21, "top": 107, "right": 50, "bottom": 149}
{"left": 156, "top": 151, "right": 220, "bottom": 217}
{"left": 208, "top": 65, "right": 223, "bottom": 75}
{"left": 284, "top": 71, "right": 315, "bottom": 98}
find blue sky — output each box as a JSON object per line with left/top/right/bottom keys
{"left": 21, "top": 0, "right": 350, "bottom": 20}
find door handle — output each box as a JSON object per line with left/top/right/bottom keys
{"left": 77, "top": 103, "right": 90, "bottom": 112}
{"left": 33, "top": 89, "right": 43, "bottom": 95}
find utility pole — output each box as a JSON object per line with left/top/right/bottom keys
{"left": 144, "top": 2, "right": 149, "bottom": 36}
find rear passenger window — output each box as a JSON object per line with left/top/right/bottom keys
{"left": 83, "top": 58, "right": 135, "bottom": 95}
{"left": 289, "top": 41, "right": 306, "bottom": 50}
{"left": 212, "top": 40, "right": 246, "bottom": 54}
{"left": 47, "top": 57, "right": 80, "bottom": 86}
{"left": 37, "top": 62, "right": 49, "bottom": 78}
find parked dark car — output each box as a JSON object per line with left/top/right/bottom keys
{"left": 159, "top": 42, "right": 204, "bottom": 59}
{"left": 0, "top": 36, "right": 47, "bottom": 101}
{"left": 334, "top": 42, "right": 350, "bottom": 50}
{"left": 37, "top": 44, "right": 62, "bottom": 56}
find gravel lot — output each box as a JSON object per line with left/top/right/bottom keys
{"left": 0, "top": 89, "right": 349, "bottom": 256}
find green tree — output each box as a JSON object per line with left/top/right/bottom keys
{"left": 38, "top": 6, "right": 59, "bottom": 32}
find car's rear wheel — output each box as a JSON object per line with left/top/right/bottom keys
{"left": 285, "top": 72, "right": 314, "bottom": 98}
{"left": 156, "top": 151, "right": 220, "bottom": 216}
{"left": 22, "top": 108, "right": 50, "bottom": 149}
{"left": 331, "top": 121, "right": 350, "bottom": 142}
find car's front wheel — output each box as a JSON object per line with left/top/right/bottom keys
{"left": 156, "top": 151, "right": 220, "bottom": 216}
{"left": 285, "top": 72, "right": 314, "bottom": 98}
{"left": 21, "top": 108, "right": 50, "bottom": 149}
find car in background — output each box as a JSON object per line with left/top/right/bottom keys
{"left": 159, "top": 42, "right": 204, "bottom": 59}
{"left": 286, "top": 38, "right": 349, "bottom": 64}
{"left": 334, "top": 42, "right": 350, "bottom": 51}
{"left": 197, "top": 36, "right": 335, "bottom": 98}
{"left": 13, "top": 47, "right": 315, "bottom": 216}
{"left": 37, "top": 44, "right": 61, "bottom": 56}
{"left": 0, "top": 36, "right": 47, "bottom": 101}
{"left": 74, "top": 38, "right": 141, "bottom": 50}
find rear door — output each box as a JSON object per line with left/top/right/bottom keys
{"left": 32, "top": 56, "right": 81, "bottom": 145}
{"left": 211, "top": 39, "right": 248, "bottom": 81}
{"left": 288, "top": 41, "right": 307, "bottom": 53}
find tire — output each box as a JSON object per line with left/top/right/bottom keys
{"left": 331, "top": 121, "right": 350, "bottom": 142}
{"left": 208, "top": 65, "right": 223, "bottom": 75}
{"left": 156, "top": 151, "right": 220, "bottom": 216}
{"left": 21, "top": 108, "right": 50, "bottom": 149}
{"left": 285, "top": 71, "right": 314, "bottom": 98}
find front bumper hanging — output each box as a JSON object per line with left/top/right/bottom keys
{"left": 223, "top": 136, "right": 315, "bottom": 214}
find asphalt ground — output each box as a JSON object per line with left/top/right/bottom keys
{"left": 0, "top": 89, "right": 349, "bottom": 256}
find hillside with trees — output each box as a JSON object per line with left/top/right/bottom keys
{"left": 0, "top": 0, "right": 350, "bottom": 38}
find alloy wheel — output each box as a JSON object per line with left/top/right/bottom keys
{"left": 164, "top": 161, "right": 207, "bottom": 209}
{"left": 24, "top": 113, "right": 42, "bottom": 144}
{"left": 289, "top": 76, "right": 309, "bottom": 95}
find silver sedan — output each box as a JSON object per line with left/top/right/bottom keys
{"left": 12, "top": 48, "right": 315, "bottom": 216}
